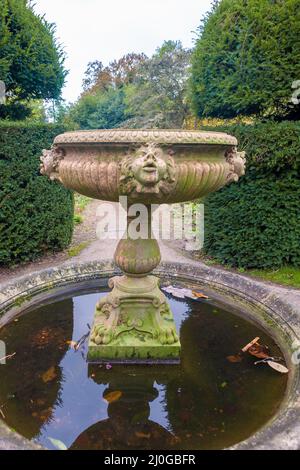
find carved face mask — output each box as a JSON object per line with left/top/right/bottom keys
{"left": 131, "top": 146, "right": 168, "bottom": 186}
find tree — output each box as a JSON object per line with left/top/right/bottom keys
{"left": 82, "top": 53, "right": 147, "bottom": 93}
{"left": 0, "top": 0, "right": 66, "bottom": 119}
{"left": 189, "top": 0, "right": 300, "bottom": 119}
{"left": 70, "top": 43, "right": 191, "bottom": 130}
{"left": 125, "top": 41, "right": 191, "bottom": 128}
{"left": 70, "top": 52, "right": 146, "bottom": 129}
{"left": 123, "top": 41, "right": 191, "bottom": 128}
{"left": 69, "top": 87, "right": 126, "bottom": 130}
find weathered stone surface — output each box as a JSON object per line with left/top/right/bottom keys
{"left": 40, "top": 129, "right": 243, "bottom": 204}
{"left": 39, "top": 129, "right": 245, "bottom": 362}
{"left": 88, "top": 274, "right": 180, "bottom": 362}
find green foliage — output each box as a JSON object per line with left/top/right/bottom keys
{"left": 0, "top": 0, "right": 66, "bottom": 119}
{"left": 69, "top": 52, "right": 148, "bottom": 130}
{"left": 190, "top": 0, "right": 300, "bottom": 119}
{"left": 203, "top": 121, "right": 300, "bottom": 269}
{"left": 82, "top": 53, "right": 147, "bottom": 93}
{"left": 123, "top": 41, "right": 191, "bottom": 128}
{"left": 74, "top": 193, "right": 91, "bottom": 213}
{"left": 73, "top": 214, "right": 83, "bottom": 225}
{"left": 0, "top": 122, "right": 74, "bottom": 265}
{"left": 69, "top": 87, "right": 126, "bottom": 130}
{"left": 206, "top": 121, "right": 300, "bottom": 175}
{"left": 70, "top": 41, "right": 191, "bottom": 130}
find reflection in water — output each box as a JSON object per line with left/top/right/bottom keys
{"left": 0, "top": 298, "right": 73, "bottom": 439}
{"left": 0, "top": 287, "right": 287, "bottom": 450}
{"left": 71, "top": 370, "right": 177, "bottom": 450}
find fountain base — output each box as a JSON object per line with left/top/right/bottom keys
{"left": 87, "top": 274, "right": 181, "bottom": 363}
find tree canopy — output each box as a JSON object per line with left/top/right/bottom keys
{"left": 189, "top": 0, "right": 300, "bottom": 119}
{"left": 0, "top": 0, "right": 66, "bottom": 119}
{"left": 70, "top": 41, "right": 191, "bottom": 130}
{"left": 123, "top": 41, "right": 191, "bottom": 128}
{"left": 69, "top": 87, "right": 126, "bottom": 130}
{"left": 82, "top": 53, "right": 147, "bottom": 93}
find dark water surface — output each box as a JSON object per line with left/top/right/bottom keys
{"left": 0, "top": 287, "right": 287, "bottom": 450}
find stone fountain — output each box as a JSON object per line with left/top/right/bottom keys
{"left": 40, "top": 129, "right": 245, "bottom": 363}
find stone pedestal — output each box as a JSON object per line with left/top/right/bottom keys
{"left": 88, "top": 207, "right": 180, "bottom": 363}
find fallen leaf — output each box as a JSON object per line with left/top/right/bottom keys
{"left": 135, "top": 431, "right": 151, "bottom": 439}
{"left": 103, "top": 390, "right": 122, "bottom": 403}
{"left": 241, "top": 337, "right": 260, "bottom": 352}
{"left": 162, "top": 285, "right": 209, "bottom": 301}
{"left": 66, "top": 341, "right": 77, "bottom": 349}
{"left": 48, "top": 437, "right": 67, "bottom": 450}
{"left": 226, "top": 354, "right": 243, "bottom": 363}
{"left": 36, "top": 399, "right": 46, "bottom": 406}
{"left": 192, "top": 291, "right": 209, "bottom": 299}
{"left": 267, "top": 361, "right": 289, "bottom": 374}
{"left": 220, "top": 382, "right": 227, "bottom": 388}
{"left": 248, "top": 343, "right": 270, "bottom": 359}
{"left": 41, "top": 366, "right": 57, "bottom": 383}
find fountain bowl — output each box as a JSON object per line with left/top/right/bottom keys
{"left": 41, "top": 129, "right": 245, "bottom": 204}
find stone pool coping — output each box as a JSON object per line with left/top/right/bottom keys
{"left": 0, "top": 260, "right": 299, "bottom": 450}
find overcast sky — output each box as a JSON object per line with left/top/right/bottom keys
{"left": 33, "top": 0, "right": 212, "bottom": 103}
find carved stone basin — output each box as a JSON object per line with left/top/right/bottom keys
{"left": 42, "top": 129, "right": 244, "bottom": 204}
{"left": 41, "top": 129, "right": 245, "bottom": 363}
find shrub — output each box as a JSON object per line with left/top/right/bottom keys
{"left": 0, "top": 0, "right": 66, "bottom": 119}
{"left": 0, "top": 122, "right": 74, "bottom": 265}
{"left": 190, "top": 0, "right": 300, "bottom": 119}
{"left": 203, "top": 121, "right": 300, "bottom": 268}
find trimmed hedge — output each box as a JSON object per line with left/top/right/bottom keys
{"left": 0, "top": 123, "right": 74, "bottom": 265}
{"left": 203, "top": 121, "right": 300, "bottom": 268}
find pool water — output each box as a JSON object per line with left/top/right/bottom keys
{"left": 0, "top": 287, "right": 288, "bottom": 450}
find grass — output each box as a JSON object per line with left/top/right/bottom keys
{"left": 195, "top": 252, "right": 300, "bottom": 288}
{"left": 73, "top": 214, "right": 83, "bottom": 225}
{"left": 68, "top": 241, "right": 90, "bottom": 258}
{"left": 74, "top": 194, "right": 91, "bottom": 213}
{"left": 246, "top": 266, "right": 300, "bottom": 289}
{"left": 73, "top": 193, "right": 91, "bottom": 226}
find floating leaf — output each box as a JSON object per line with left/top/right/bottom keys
{"left": 103, "top": 390, "right": 122, "bottom": 403}
{"left": 226, "top": 354, "right": 243, "bottom": 363}
{"left": 192, "top": 291, "right": 209, "bottom": 299}
{"left": 48, "top": 437, "right": 67, "bottom": 450}
{"left": 248, "top": 343, "right": 270, "bottom": 359}
{"left": 135, "top": 431, "right": 151, "bottom": 439}
{"left": 267, "top": 361, "right": 289, "bottom": 374}
{"left": 241, "top": 337, "right": 260, "bottom": 352}
{"left": 162, "top": 285, "right": 209, "bottom": 301}
{"left": 41, "top": 366, "right": 57, "bottom": 383}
